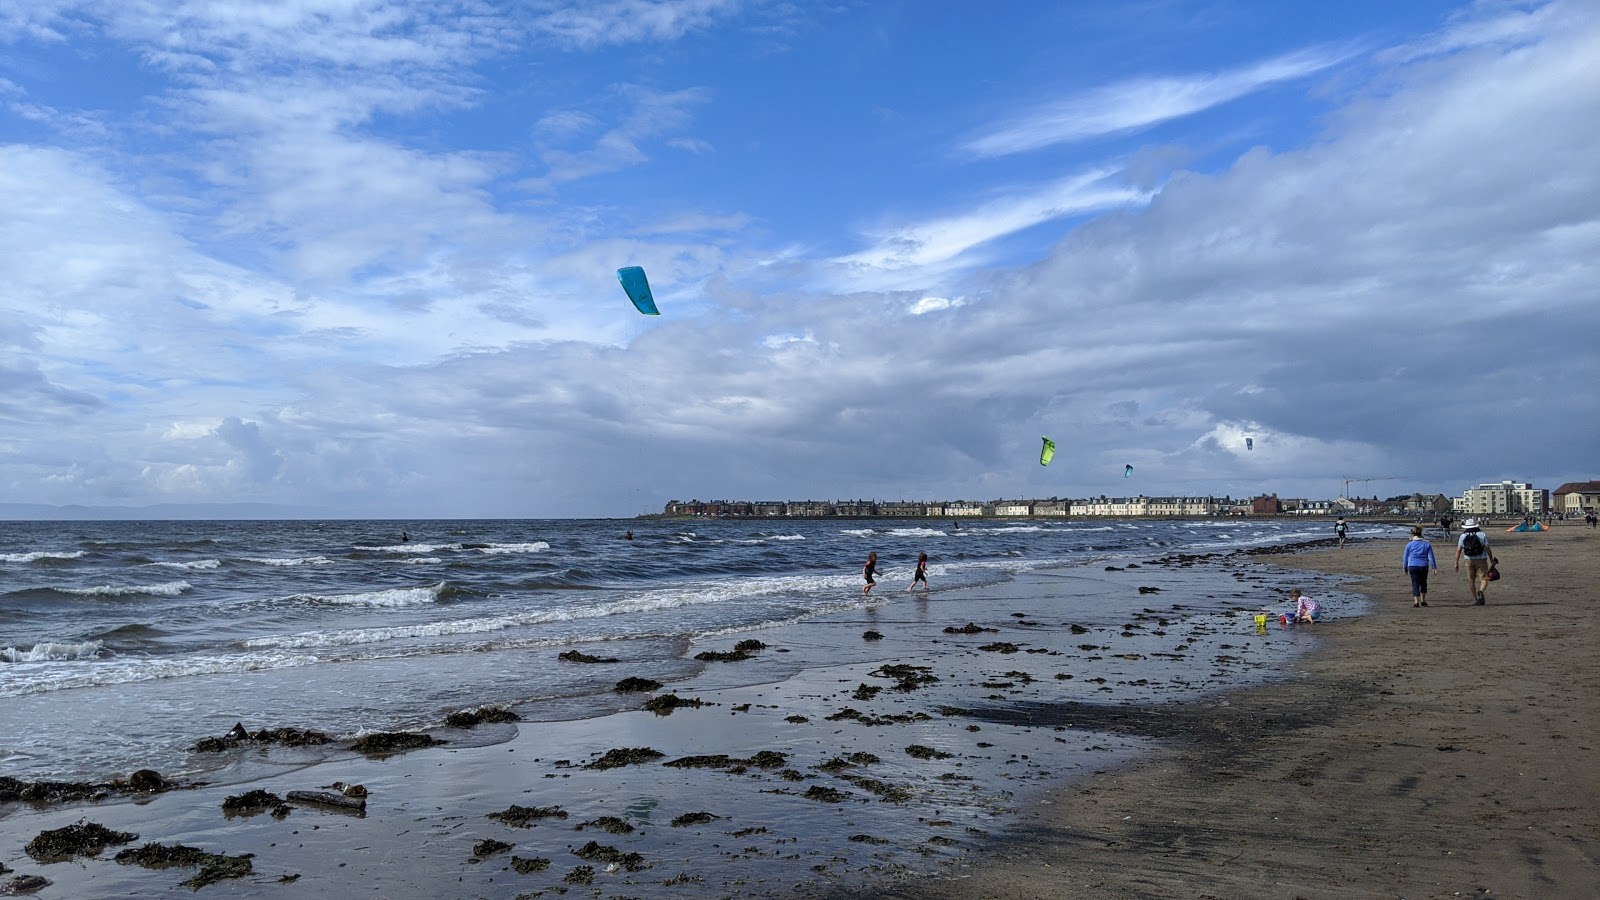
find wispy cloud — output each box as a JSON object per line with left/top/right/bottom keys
{"left": 527, "top": 0, "right": 746, "bottom": 49}
{"left": 525, "top": 85, "right": 710, "bottom": 190}
{"left": 837, "top": 169, "right": 1147, "bottom": 273}
{"left": 965, "top": 46, "right": 1353, "bottom": 158}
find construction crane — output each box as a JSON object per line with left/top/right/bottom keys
{"left": 1341, "top": 475, "right": 1403, "bottom": 499}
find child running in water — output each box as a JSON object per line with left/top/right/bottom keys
{"left": 907, "top": 552, "right": 929, "bottom": 592}
{"left": 862, "top": 552, "right": 879, "bottom": 596}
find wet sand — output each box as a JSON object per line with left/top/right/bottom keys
{"left": 845, "top": 523, "right": 1600, "bottom": 899}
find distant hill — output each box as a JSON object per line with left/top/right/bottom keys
{"left": 0, "top": 502, "right": 337, "bottom": 521}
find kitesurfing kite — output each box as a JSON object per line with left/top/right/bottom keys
{"left": 617, "top": 266, "right": 659, "bottom": 315}
{"left": 1039, "top": 437, "right": 1056, "bottom": 467}
{"left": 1246, "top": 437, "right": 1254, "bottom": 451}
{"left": 1124, "top": 464, "right": 1133, "bottom": 478}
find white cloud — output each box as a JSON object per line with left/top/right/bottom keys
{"left": 965, "top": 45, "right": 1353, "bottom": 158}
{"left": 527, "top": 0, "right": 745, "bottom": 49}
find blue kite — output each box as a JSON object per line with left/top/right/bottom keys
{"left": 617, "top": 266, "right": 660, "bottom": 315}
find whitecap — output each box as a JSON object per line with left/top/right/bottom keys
{"left": 291, "top": 583, "right": 446, "bottom": 607}
{"left": 1, "top": 550, "right": 86, "bottom": 563}
{"left": 1, "top": 640, "right": 105, "bottom": 663}
{"left": 244, "top": 556, "right": 334, "bottom": 567}
{"left": 146, "top": 559, "right": 221, "bottom": 570}
{"left": 473, "top": 542, "right": 551, "bottom": 555}
{"left": 63, "top": 580, "right": 191, "bottom": 598}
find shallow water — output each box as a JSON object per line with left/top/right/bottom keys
{"left": 0, "top": 517, "right": 1385, "bottom": 783}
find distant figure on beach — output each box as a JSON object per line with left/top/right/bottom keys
{"left": 1402, "top": 526, "right": 1439, "bottom": 608}
{"left": 1454, "top": 519, "right": 1493, "bottom": 605}
{"left": 862, "top": 552, "right": 879, "bottom": 596}
{"left": 1335, "top": 518, "right": 1348, "bottom": 548}
{"left": 1438, "top": 515, "right": 1452, "bottom": 535}
{"left": 1289, "top": 588, "right": 1322, "bottom": 623}
{"left": 907, "top": 552, "right": 929, "bottom": 592}
{"left": 624, "top": 530, "right": 633, "bottom": 540}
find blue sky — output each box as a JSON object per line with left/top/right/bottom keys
{"left": 2, "top": 0, "right": 1596, "bottom": 518}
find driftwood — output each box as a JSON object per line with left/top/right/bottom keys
{"left": 285, "top": 790, "right": 366, "bottom": 811}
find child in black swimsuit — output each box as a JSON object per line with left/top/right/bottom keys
{"left": 862, "top": 552, "right": 878, "bottom": 596}
{"left": 907, "top": 552, "right": 928, "bottom": 592}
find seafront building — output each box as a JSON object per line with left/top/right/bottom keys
{"left": 1552, "top": 481, "right": 1600, "bottom": 515}
{"left": 1453, "top": 480, "right": 1548, "bottom": 516}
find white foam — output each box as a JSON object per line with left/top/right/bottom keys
{"left": 1, "top": 550, "right": 86, "bottom": 563}
{"left": 985, "top": 525, "right": 1046, "bottom": 534}
{"left": 244, "top": 555, "right": 334, "bottom": 567}
{"left": 146, "top": 559, "right": 221, "bottom": 570}
{"left": 400, "top": 556, "right": 444, "bottom": 565}
{"left": 353, "top": 543, "right": 457, "bottom": 553}
{"left": 0, "top": 649, "right": 321, "bottom": 698}
{"left": 1, "top": 640, "right": 104, "bottom": 663}
{"left": 63, "top": 580, "right": 192, "bottom": 598}
{"left": 772, "top": 534, "right": 805, "bottom": 541}
{"left": 292, "top": 583, "right": 446, "bottom": 607}
{"left": 473, "top": 542, "right": 551, "bottom": 555}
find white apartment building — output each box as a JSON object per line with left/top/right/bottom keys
{"left": 1453, "top": 480, "right": 1547, "bottom": 516}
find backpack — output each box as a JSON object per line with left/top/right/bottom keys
{"left": 1461, "top": 532, "right": 1484, "bottom": 555}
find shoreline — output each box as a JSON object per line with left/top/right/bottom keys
{"left": 838, "top": 522, "right": 1599, "bottom": 899}
{"left": 1, "top": 534, "right": 1358, "bottom": 897}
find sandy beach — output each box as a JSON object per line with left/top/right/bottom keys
{"left": 2, "top": 521, "right": 1594, "bottom": 898}
{"left": 846, "top": 522, "right": 1600, "bottom": 900}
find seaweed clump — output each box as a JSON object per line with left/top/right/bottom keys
{"left": 488, "top": 804, "right": 568, "bottom": 827}
{"left": 349, "top": 731, "right": 444, "bottom": 756}
{"left": 905, "top": 744, "right": 954, "bottom": 760}
{"left": 977, "top": 642, "right": 1021, "bottom": 654}
{"left": 613, "top": 676, "right": 663, "bottom": 693}
{"left": 693, "top": 639, "right": 767, "bottom": 662}
{"left": 573, "top": 841, "right": 648, "bottom": 870}
{"left": 25, "top": 821, "right": 138, "bottom": 862}
{"left": 942, "top": 622, "right": 997, "bottom": 634}
{"left": 869, "top": 663, "right": 939, "bottom": 692}
{"left": 221, "top": 790, "right": 288, "bottom": 817}
{"left": 192, "top": 725, "right": 329, "bottom": 753}
{"left": 113, "top": 843, "right": 253, "bottom": 888}
{"left": 642, "top": 694, "right": 707, "bottom": 717}
{"left": 472, "top": 839, "right": 513, "bottom": 859}
{"left": 0, "top": 777, "right": 108, "bottom": 805}
{"left": 511, "top": 856, "right": 551, "bottom": 874}
{"left": 669, "top": 812, "right": 718, "bottom": 827}
{"left": 575, "top": 816, "right": 634, "bottom": 835}
{"left": 446, "top": 706, "right": 521, "bottom": 728}
{"left": 584, "top": 747, "right": 665, "bottom": 770}
{"left": 558, "top": 650, "right": 619, "bottom": 663}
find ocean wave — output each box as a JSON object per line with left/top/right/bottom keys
{"left": 1, "top": 550, "right": 87, "bottom": 564}
{"left": 2, "top": 640, "right": 105, "bottom": 663}
{"left": 353, "top": 542, "right": 455, "bottom": 553}
{"left": 289, "top": 582, "right": 451, "bottom": 608}
{"left": 473, "top": 542, "right": 551, "bottom": 555}
{"left": 244, "top": 555, "right": 334, "bottom": 567}
{"left": 62, "top": 580, "right": 192, "bottom": 598}
{"left": 986, "top": 525, "right": 1046, "bottom": 534}
{"left": 0, "top": 649, "right": 321, "bottom": 698}
{"left": 400, "top": 556, "right": 444, "bottom": 565}
{"left": 146, "top": 559, "right": 221, "bottom": 570}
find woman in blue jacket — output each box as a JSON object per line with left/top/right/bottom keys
{"left": 1402, "top": 525, "right": 1439, "bottom": 608}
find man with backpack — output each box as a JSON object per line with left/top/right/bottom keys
{"left": 1454, "top": 519, "right": 1493, "bottom": 605}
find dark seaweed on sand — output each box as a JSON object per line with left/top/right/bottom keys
{"left": 349, "top": 731, "right": 444, "bottom": 755}
{"left": 446, "top": 706, "right": 521, "bottom": 728}
{"left": 510, "top": 856, "right": 550, "bottom": 874}
{"left": 642, "top": 693, "right": 703, "bottom": 714}
{"left": 943, "top": 622, "right": 997, "bottom": 634}
{"left": 905, "top": 744, "right": 953, "bottom": 760}
{"left": 869, "top": 663, "right": 938, "bottom": 691}
{"left": 24, "top": 821, "right": 137, "bottom": 862}
{"left": 584, "top": 747, "right": 665, "bottom": 770}
{"left": 114, "top": 842, "right": 254, "bottom": 888}
{"left": 693, "top": 638, "right": 768, "bottom": 662}
{"left": 613, "top": 676, "right": 663, "bottom": 692}
{"left": 575, "top": 816, "right": 635, "bottom": 834}
{"left": 563, "top": 865, "right": 595, "bottom": 885}
{"left": 852, "top": 683, "right": 882, "bottom": 701}
{"left": 0, "top": 776, "right": 107, "bottom": 805}
{"left": 802, "top": 785, "right": 850, "bottom": 803}
{"left": 838, "top": 775, "right": 912, "bottom": 802}
{"left": 976, "top": 642, "right": 1021, "bottom": 653}
{"left": 664, "top": 750, "right": 786, "bottom": 770}
{"left": 573, "top": 841, "right": 649, "bottom": 870}
{"left": 220, "top": 790, "right": 286, "bottom": 816}
{"left": 192, "top": 726, "right": 329, "bottom": 753}
{"left": 558, "top": 650, "right": 619, "bottom": 664}
{"left": 669, "top": 812, "right": 718, "bottom": 827}
{"left": 488, "top": 804, "right": 569, "bottom": 826}
{"left": 862, "top": 630, "right": 884, "bottom": 641}
{"left": 472, "top": 839, "right": 513, "bottom": 859}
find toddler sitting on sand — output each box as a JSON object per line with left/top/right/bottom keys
{"left": 1289, "top": 588, "right": 1322, "bottom": 623}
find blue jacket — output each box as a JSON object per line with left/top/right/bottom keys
{"left": 1402, "top": 538, "right": 1437, "bottom": 569}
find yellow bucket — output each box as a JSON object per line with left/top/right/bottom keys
{"left": 1253, "top": 614, "right": 1268, "bottom": 631}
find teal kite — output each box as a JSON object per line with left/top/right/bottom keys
{"left": 1124, "top": 464, "right": 1133, "bottom": 478}
{"left": 1040, "top": 437, "right": 1056, "bottom": 466}
{"left": 617, "top": 266, "right": 659, "bottom": 315}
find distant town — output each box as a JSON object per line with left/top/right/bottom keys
{"left": 656, "top": 480, "right": 1599, "bottom": 519}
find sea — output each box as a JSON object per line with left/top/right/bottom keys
{"left": 0, "top": 516, "right": 1387, "bottom": 786}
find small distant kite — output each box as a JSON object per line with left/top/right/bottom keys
{"left": 1040, "top": 437, "right": 1056, "bottom": 467}
{"left": 617, "top": 266, "right": 659, "bottom": 316}
{"left": 1246, "top": 437, "right": 1254, "bottom": 451}
{"left": 1124, "top": 464, "right": 1133, "bottom": 478}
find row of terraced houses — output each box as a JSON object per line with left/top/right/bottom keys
{"left": 663, "top": 496, "right": 1290, "bottom": 518}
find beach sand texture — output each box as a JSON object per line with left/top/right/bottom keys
{"left": 849, "top": 524, "right": 1599, "bottom": 900}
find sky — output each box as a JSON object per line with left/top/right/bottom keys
{"left": 1, "top": 0, "right": 1596, "bottom": 519}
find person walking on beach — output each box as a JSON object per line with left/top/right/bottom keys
{"left": 1402, "top": 525, "right": 1438, "bottom": 608}
{"left": 907, "top": 552, "right": 929, "bottom": 592}
{"left": 862, "top": 552, "right": 879, "bottom": 596}
{"left": 1454, "top": 519, "right": 1493, "bottom": 605}
{"left": 1335, "top": 518, "right": 1349, "bottom": 548}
